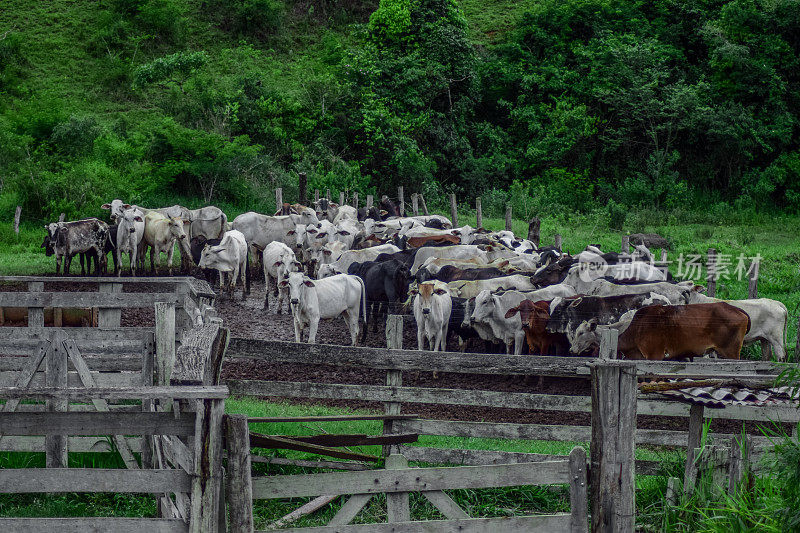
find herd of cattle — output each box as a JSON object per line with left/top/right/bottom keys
{"left": 41, "top": 196, "right": 789, "bottom": 361}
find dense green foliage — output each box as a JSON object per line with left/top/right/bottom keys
{"left": 0, "top": 0, "right": 798, "bottom": 222}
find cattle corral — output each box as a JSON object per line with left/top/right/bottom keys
{"left": 4, "top": 193, "right": 800, "bottom": 531}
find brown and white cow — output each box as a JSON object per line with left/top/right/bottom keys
{"left": 505, "top": 300, "right": 569, "bottom": 356}
{"left": 570, "top": 302, "right": 751, "bottom": 360}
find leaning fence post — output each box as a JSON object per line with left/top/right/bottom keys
{"left": 475, "top": 197, "right": 483, "bottom": 229}
{"left": 226, "top": 414, "right": 254, "bottom": 533}
{"left": 419, "top": 194, "right": 429, "bottom": 216}
{"left": 155, "top": 301, "right": 177, "bottom": 386}
{"left": 590, "top": 357, "right": 636, "bottom": 532}
{"left": 383, "top": 315, "right": 403, "bottom": 456}
{"left": 706, "top": 248, "right": 717, "bottom": 297}
{"left": 449, "top": 194, "right": 458, "bottom": 227}
{"left": 504, "top": 204, "right": 512, "bottom": 231}
{"left": 46, "top": 330, "right": 69, "bottom": 468}
{"left": 683, "top": 403, "right": 705, "bottom": 495}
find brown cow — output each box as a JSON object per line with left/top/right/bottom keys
{"left": 402, "top": 234, "right": 460, "bottom": 249}
{"left": 570, "top": 303, "right": 750, "bottom": 360}
{"left": 505, "top": 300, "right": 569, "bottom": 356}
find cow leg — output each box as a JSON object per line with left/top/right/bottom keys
{"left": 307, "top": 317, "right": 319, "bottom": 344}
{"left": 514, "top": 332, "right": 525, "bottom": 356}
{"left": 264, "top": 272, "right": 271, "bottom": 310}
{"left": 79, "top": 253, "right": 86, "bottom": 276}
{"left": 64, "top": 254, "right": 72, "bottom": 275}
{"left": 166, "top": 243, "right": 175, "bottom": 276}
{"left": 346, "top": 310, "right": 359, "bottom": 346}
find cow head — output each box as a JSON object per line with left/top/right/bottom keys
{"left": 415, "top": 282, "right": 448, "bottom": 315}
{"left": 168, "top": 217, "right": 187, "bottom": 240}
{"left": 317, "top": 263, "right": 341, "bottom": 278}
{"left": 568, "top": 318, "right": 599, "bottom": 355}
{"left": 281, "top": 271, "right": 316, "bottom": 305}
{"left": 102, "top": 199, "right": 133, "bottom": 222}
{"left": 469, "top": 290, "right": 497, "bottom": 324}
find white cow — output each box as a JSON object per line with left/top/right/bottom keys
{"left": 576, "top": 279, "right": 693, "bottom": 304}
{"left": 447, "top": 274, "right": 537, "bottom": 299}
{"left": 409, "top": 215, "right": 453, "bottom": 229}
{"left": 142, "top": 212, "right": 188, "bottom": 275}
{"left": 412, "top": 281, "right": 452, "bottom": 351}
{"left": 113, "top": 207, "right": 145, "bottom": 276}
{"left": 283, "top": 272, "right": 366, "bottom": 345}
{"left": 332, "top": 218, "right": 362, "bottom": 250}
{"left": 231, "top": 211, "right": 318, "bottom": 256}
{"left": 311, "top": 241, "right": 348, "bottom": 278}
{"left": 332, "top": 205, "right": 358, "bottom": 224}
{"left": 198, "top": 230, "right": 248, "bottom": 299}
{"left": 261, "top": 241, "right": 301, "bottom": 312}
{"left": 688, "top": 293, "right": 788, "bottom": 361}
{"left": 410, "top": 245, "right": 489, "bottom": 274}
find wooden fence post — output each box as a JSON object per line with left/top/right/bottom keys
{"left": 590, "top": 359, "right": 636, "bottom": 533}
{"left": 728, "top": 434, "right": 750, "bottom": 496}
{"left": 58, "top": 212, "right": 66, "bottom": 223}
{"left": 505, "top": 204, "right": 512, "bottom": 231}
{"left": 386, "top": 454, "right": 411, "bottom": 523}
{"left": 155, "top": 301, "right": 176, "bottom": 386}
{"left": 411, "top": 194, "right": 419, "bottom": 216}
{"left": 383, "top": 315, "right": 403, "bottom": 457}
{"left": 661, "top": 249, "right": 668, "bottom": 263}
{"left": 314, "top": 189, "right": 320, "bottom": 205}
{"left": 621, "top": 235, "right": 630, "bottom": 255}
{"left": 339, "top": 191, "right": 345, "bottom": 206}
{"left": 398, "top": 186, "right": 404, "bottom": 217}
{"left": 28, "top": 281, "right": 44, "bottom": 329}
{"left": 190, "top": 398, "right": 226, "bottom": 533}
{"left": 298, "top": 172, "right": 307, "bottom": 206}
{"left": 352, "top": 192, "right": 359, "bottom": 210}
{"left": 528, "top": 217, "right": 540, "bottom": 247}
{"left": 683, "top": 403, "right": 705, "bottom": 495}
{"left": 475, "top": 198, "right": 482, "bottom": 229}
{"left": 449, "top": 194, "right": 458, "bottom": 227}
{"left": 706, "top": 248, "right": 717, "bottom": 298}
{"left": 568, "top": 446, "right": 589, "bottom": 533}
{"left": 14, "top": 206, "right": 22, "bottom": 234}
{"left": 366, "top": 195, "right": 373, "bottom": 212}
{"left": 99, "top": 282, "right": 122, "bottom": 327}
{"left": 46, "top": 331, "right": 68, "bottom": 468}
{"left": 275, "top": 188, "right": 283, "bottom": 213}
{"left": 665, "top": 477, "right": 679, "bottom": 506}
{"left": 226, "top": 414, "right": 254, "bottom": 533}
{"left": 554, "top": 234, "right": 562, "bottom": 252}
{"left": 419, "top": 194, "right": 429, "bottom": 216}
{"left": 325, "top": 189, "right": 331, "bottom": 201}
{"left": 598, "top": 327, "right": 618, "bottom": 360}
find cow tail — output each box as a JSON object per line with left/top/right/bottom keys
{"left": 359, "top": 276, "right": 367, "bottom": 325}
{"left": 245, "top": 246, "right": 251, "bottom": 294}
{"left": 219, "top": 212, "right": 228, "bottom": 240}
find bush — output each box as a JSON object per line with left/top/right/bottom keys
{"left": 607, "top": 199, "right": 627, "bottom": 230}
{"left": 50, "top": 115, "right": 102, "bottom": 156}
{"left": 210, "top": 0, "right": 284, "bottom": 40}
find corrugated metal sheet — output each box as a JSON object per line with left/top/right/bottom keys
{"left": 650, "top": 380, "right": 798, "bottom": 408}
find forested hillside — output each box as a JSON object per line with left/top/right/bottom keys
{"left": 0, "top": 0, "right": 798, "bottom": 223}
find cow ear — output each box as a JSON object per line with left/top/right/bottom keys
{"left": 337, "top": 230, "right": 351, "bottom": 236}
{"left": 101, "top": 203, "right": 111, "bottom": 209}
{"left": 133, "top": 216, "right": 143, "bottom": 222}
{"left": 434, "top": 288, "right": 447, "bottom": 295}
{"left": 279, "top": 280, "right": 289, "bottom": 287}
{"left": 287, "top": 230, "right": 295, "bottom": 235}
{"left": 273, "top": 261, "right": 283, "bottom": 267}
{"left": 504, "top": 306, "right": 519, "bottom": 318}
{"left": 317, "top": 232, "right": 328, "bottom": 239}
{"left": 323, "top": 250, "right": 332, "bottom": 256}
{"left": 303, "top": 280, "right": 316, "bottom": 287}
{"left": 123, "top": 204, "right": 131, "bottom": 209}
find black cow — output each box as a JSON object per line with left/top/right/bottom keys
{"left": 546, "top": 292, "right": 668, "bottom": 338}
{"left": 416, "top": 265, "right": 507, "bottom": 284}
{"left": 190, "top": 235, "right": 223, "bottom": 284}
{"left": 348, "top": 259, "right": 411, "bottom": 340}
{"left": 357, "top": 206, "right": 382, "bottom": 222}
{"left": 380, "top": 195, "right": 400, "bottom": 218}
{"left": 530, "top": 256, "right": 576, "bottom": 287}
{"left": 374, "top": 249, "right": 419, "bottom": 266}
{"left": 423, "top": 219, "right": 447, "bottom": 230}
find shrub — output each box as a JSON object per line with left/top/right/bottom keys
{"left": 607, "top": 199, "right": 627, "bottom": 230}
{"left": 50, "top": 115, "right": 102, "bottom": 156}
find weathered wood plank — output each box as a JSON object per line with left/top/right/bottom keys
{"left": 247, "top": 414, "right": 419, "bottom": 423}
{"left": 156, "top": 301, "right": 177, "bottom": 386}
{"left": 172, "top": 322, "right": 219, "bottom": 385}
{"left": 0, "top": 355, "right": 143, "bottom": 372}
{"left": 0, "top": 411, "right": 197, "bottom": 435}
{"left": 328, "top": 494, "right": 373, "bottom": 526}
{"left": 568, "top": 446, "right": 588, "bottom": 533}
{"left": 162, "top": 435, "right": 194, "bottom": 474}
{"left": 0, "top": 385, "right": 229, "bottom": 401}
{"left": 250, "top": 433, "right": 380, "bottom": 463}
{"left": 384, "top": 316, "right": 403, "bottom": 457}
{"left": 0, "top": 371, "right": 142, "bottom": 388}
{"left": 683, "top": 404, "right": 704, "bottom": 495}
{"left": 99, "top": 282, "right": 123, "bottom": 327}
{"left": 268, "top": 433, "right": 418, "bottom": 447}
{"left": 189, "top": 398, "right": 225, "bottom": 533}
{"left": 226, "top": 414, "right": 254, "bottom": 533}
{"left": 0, "top": 327, "right": 154, "bottom": 341}
{"left": 0, "top": 517, "right": 188, "bottom": 533}
{"left": 0, "top": 468, "right": 191, "bottom": 493}
{"left": 0, "top": 340, "right": 50, "bottom": 445}
{"left": 46, "top": 331, "right": 69, "bottom": 468}
{"left": 227, "top": 380, "right": 591, "bottom": 412}
{"left": 268, "top": 495, "right": 337, "bottom": 530}
{"left": 249, "top": 455, "right": 373, "bottom": 471}
{"left": 227, "top": 338, "right": 783, "bottom": 377}
{"left": 251, "top": 460, "right": 570, "bottom": 499}
{"left": 0, "top": 435, "right": 143, "bottom": 453}
{"left": 385, "top": 454, "right": 410, "bottom": 523}
{"left": 28, "top": 281, "right": 44, "bottom": 328}
{"left": 422, "top": 490, "right": 469, "bottom": 520}
{"left": 0, "top": 292, "right": 179, "bottom": 308}
{"left": 260, "top": 515, "right": 571, "bottom": 533}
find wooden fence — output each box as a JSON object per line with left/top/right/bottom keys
{"left": 0, "top": 384, "right": 228, "bottom": 533}
{"left": 225, "top": 316, "right": 796, "bottom": 478}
